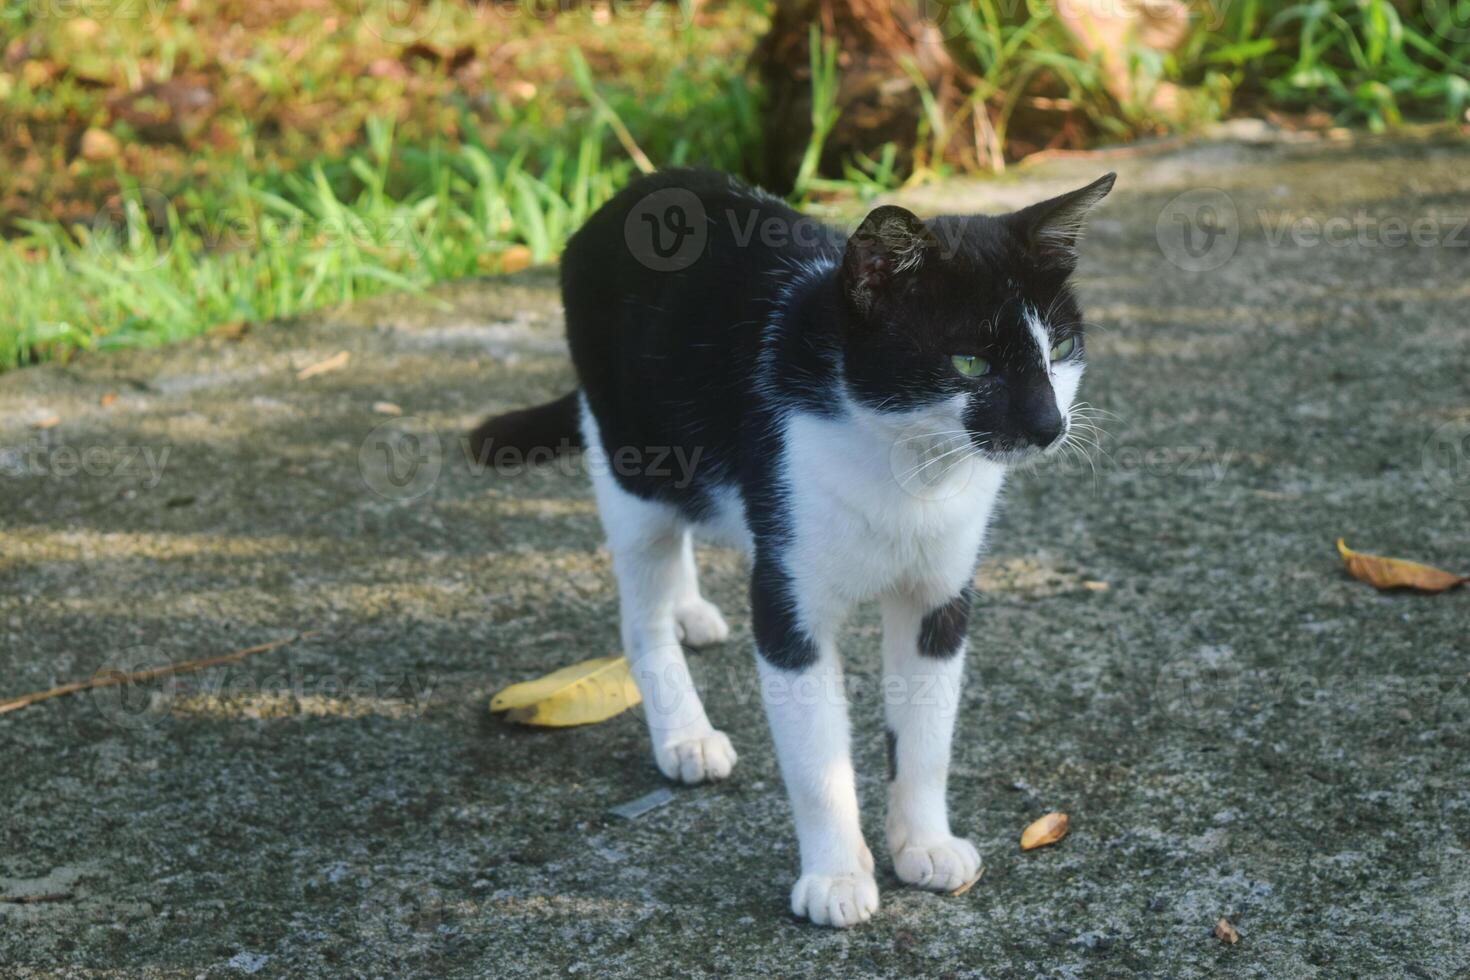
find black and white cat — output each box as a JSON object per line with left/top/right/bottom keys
{"left": 472, "top": 168, "right": 1114, "bottom": 927}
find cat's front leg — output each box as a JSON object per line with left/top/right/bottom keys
{"left": 879, "top": 589, "right": 982, "bottom": 892}
{"left": 753, "top": 560, "right": 877, "bottom": 928}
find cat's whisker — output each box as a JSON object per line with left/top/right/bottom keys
{"left": 1070, "top": 414, "right": 1111, "bottom": 431}
{"left": 1060, "top": 433, "right": 1100, "bottom": 481}
{"left": 895, "top": 427, "right": 999, "bottom": 486}
{"left": 1060, "top": 421, "right": 1108, "bottom": 470}
{"left": 1067, "top": 434, "right": 1110, "bottom": 466}
{"left": 1068, "top": 414, "right": 1114, "bottom": 431}
{"left": 897, "top": 440, "right": 980, "bottom": 485}
{"left": 1066, "top": 426, "right": 1108, "bottom": 450}
{"left": 892, "top": 428, "right": 974, "bottom": 446}
{"left": 1068, "top": 402, "right": 1124, "bottom": 423}
{"left": 1069, "top": 414, "right": 1118, "bottom": 432}
{"left": 1056, "top": 441, "right": 1091, "bottom": 480}
{"left": 1070, "top": 424, "right": 1106, "bottom": 457}
{"left": 1066, "top": 405, "right": 1115, "bottom": 445}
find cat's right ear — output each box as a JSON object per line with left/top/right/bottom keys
{"left": 1009, "top": 172, "right": 1115, "bottom": 271}
{"left": 841, "top": 206, "right": 936, "bottom": 317}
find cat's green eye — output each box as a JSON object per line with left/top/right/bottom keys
{"left": 951, "top": 355, "right": 991, "bottom": 378}
{"left": 1050, "top": 337, "right": 1076, "bottom": 361}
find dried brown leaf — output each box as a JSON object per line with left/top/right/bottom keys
{"left": 1020, "top": 811, "right": 1069, "bottom": 850}
{"left": 209, "top": 320, "right": 249, "bottom": 341}
{"left": 295, "top": 350, "right": 350, "bottom": 381}
{"left": 1337, "top": 539, "right": 1465, "bottom": 593}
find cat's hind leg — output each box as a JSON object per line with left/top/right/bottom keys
{"left": 673, "top": 531, "right": 730, "bottom": 648}
{"left": 587, "top": 463, "right": 735, "bottom": 784}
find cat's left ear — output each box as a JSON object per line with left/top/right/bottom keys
{"left": 1010, "top": 172, "right": 1116, "bottom": 270}
{"left": 841, "top": 205, "right": 938, "bottom": 316}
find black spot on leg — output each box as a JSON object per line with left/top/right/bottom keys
{"left": 751, "top": 556, "right": 818, "bottom": 671}
{"left": 919, "top": 589, "right": 974, "bottom": 659}
{"left": 886, "top": 728, "right": 898, "bottom": 781}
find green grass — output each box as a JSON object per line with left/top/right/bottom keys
{"left": 1190, "top": 0, "right": 1470, "bottom": 130}
{"left": 2, "top": 0, "right": 1467, "bottom": 369}
{"left": 1, "top": 114, "right": 639, "bottom": 367}
{"left": 0, "top": 2, "right": 767, "bottom": 368}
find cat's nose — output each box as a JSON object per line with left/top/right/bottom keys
{"left": 1027, "top": 414, "right": 1063, "bottom": 447}
{"left": 1019, "top": 392, "right": 1064, "bottom": 447}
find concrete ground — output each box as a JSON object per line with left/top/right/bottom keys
{"left": 2, "top": 131, "right": 1468, "bottom": 978}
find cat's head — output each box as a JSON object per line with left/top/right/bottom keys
{"left": 836, "top": 174, "right": 1114, "bottom": 468}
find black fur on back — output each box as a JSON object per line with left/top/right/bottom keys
{"left": 472, "top": 166, "right": 1113, "bottom": 516}
{"left": 560, "top": 169, "right": 837, "bottom": 515}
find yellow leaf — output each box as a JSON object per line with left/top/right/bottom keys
{"left": 490, "top": 655, "right": 641, "bottom": 727}
{"left": 1020, "top": 811, "right": 1069, "bottom": 851}
{"left": 1336, "top": 539, "right": 1466, "bottom": 593}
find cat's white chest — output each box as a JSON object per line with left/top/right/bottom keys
{"left": 781, "top": 412, "right": 1005, "bottom": 608}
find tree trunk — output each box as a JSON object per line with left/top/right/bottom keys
{"left": 750, "top": 0, "right": 964, "bottom": 193}
{"left": 750, "top": 0, "right": 1196, "bottom": 190}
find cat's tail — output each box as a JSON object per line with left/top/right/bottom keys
{"left": 467, "top": 391, "right": 583, "bottom": 470}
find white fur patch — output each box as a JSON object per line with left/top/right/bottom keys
{"left": 579, "top": 396, "right": 735, "bottom": 785}
{"left": 1025, "top": 305, "right": 1085, "bottom": 443}
{"left": 1025, "top": 306, "right": 1053, "bottom": 375}
{"left": 780, "top": 396, "right": 1005, "bottom": 621}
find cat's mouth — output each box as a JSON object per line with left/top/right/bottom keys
{"left": 887, "top": 422, "right": 1070, "bottom": 494}
{"left": 975, "top": 424, "right": 1072, "bottom": 467}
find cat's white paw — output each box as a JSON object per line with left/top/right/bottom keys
{"left": 653, "top": 730, "right": 737, "bottom": 784}
{"left": 791, "top": 870, "right": 880, "bottom": 928}
{"left": 674, "top": 598, "right": 730, "bottom": 648}
{"left": 891, "top": 835, "right": 983, "bottom": 892}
